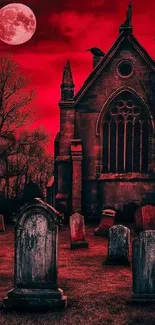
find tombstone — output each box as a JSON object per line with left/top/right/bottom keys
{"left": 104, "top": 225, "right": 130, "bottom": 266}
{"left": 0, "top": 214, "right": 5, "bottom": 232}
{"left": 94, "top": 209, "right": 116, "bottom": 236}
{"left": 135, "top": 205, "right": 155, "bottom": 232}
{"left": 131, "top": 230, "right": 155, "bottom": 302}
{"left": 3, "top": 198, "right": 67, "bottom": 310}
{"left": 142, "top": 205, "right": 155, "bottom": 230}
{"left": 70, "top": 213, "right": 88, "bottom": 249}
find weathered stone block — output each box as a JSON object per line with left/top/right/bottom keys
{"left": 3, "top": 198, "right": 67, "bottom": 310}
{"left": 131, "top": 230, "right": 155, "bottom": 303}
{"left": 70, "top": 212, "right": 88, "bottom": 249}
{"left": 104, "top": 225, "right": 130, "bottom": 266}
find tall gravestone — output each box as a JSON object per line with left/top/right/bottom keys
{"left": 3, "top": 198, "right": 67, "bottom": 309}
{"left": 104, "top": 225, "right": 130, "bottom": 266}
{"left": 131, "top": 230, "right": 155, "bottom": 302}
{"left": 70, "top": 213, "right": 88, "bottom": 249}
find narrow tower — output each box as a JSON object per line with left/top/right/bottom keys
{"left": 61, "top": 60, "right": 75, "bottom": 101}
{"left": 54, "top": 60, "right": 75, "bottom": 216}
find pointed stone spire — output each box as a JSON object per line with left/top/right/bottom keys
{"left": 119, "top": 2, "right": 133, "bottom": 34}
{"left": 61, "top": 60, "right": 75, "bottom": 100}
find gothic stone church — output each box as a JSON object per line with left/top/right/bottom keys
{"left": 52, "top": 5, "right": 155, "bottom": 220}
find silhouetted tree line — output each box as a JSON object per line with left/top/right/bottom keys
{"left": 0, "top": 56, "right": 53, "bottom": 221}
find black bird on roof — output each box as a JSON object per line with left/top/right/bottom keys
{"left": 87, "top": 47, "right": 105, "bottom": 56}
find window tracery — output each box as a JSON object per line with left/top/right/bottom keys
{"left": 103, "top": 91, "right": 150, "bottom": 173}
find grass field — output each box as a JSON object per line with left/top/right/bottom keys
{"left": 0, "top": 225, "right": 155, "bottom": 325}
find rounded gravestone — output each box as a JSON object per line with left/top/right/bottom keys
{"left": 3, "top": 198, "right": 67, "bottom": 310}
{"left": 104, "top": 225, "right": 130, "bottom": 266}
{"left": 70, "top": 213, "right": 88, "bottom": 249}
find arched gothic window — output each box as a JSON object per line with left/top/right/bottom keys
{"left": 103, "top": 91, "right": 151, "bottom": 173}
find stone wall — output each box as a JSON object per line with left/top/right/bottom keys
{"left": 99, "top": 180, "right": 155, "bottom": 211}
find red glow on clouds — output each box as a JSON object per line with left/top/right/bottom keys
{"left": 0, "top": 0, "right": 155, "bottom": 152}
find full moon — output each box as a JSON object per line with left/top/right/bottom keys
{"left": 0, "top": 3, "right": 36, "bottom": 45}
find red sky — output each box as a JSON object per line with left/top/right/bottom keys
{"left": 0, "top": 0, "right": 155, "bottom": 153}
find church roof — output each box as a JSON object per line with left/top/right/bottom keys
{"left": 74, "top": 30, "right": 155, "bottom": 105}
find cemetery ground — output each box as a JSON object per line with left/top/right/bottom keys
{"left": 0, "top": 225, "right": 155, "bottom": 325}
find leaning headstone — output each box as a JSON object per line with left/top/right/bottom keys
{"left": 94, "top": 209, "right": 116, "bottom": 236}
{"left": 3, "top": 198, "right": 67, "bottom": 310}
{"left": 0, "top": 214, "right": 5, "bottom": 232}
{"left": 104, "top": 225, "right": 130, "bottom": 266}
{"left": 70, "top": 213, "right": 88, "bottom": 249}
{"left": 131, "top": 230, "right": 155, "bottom": 302}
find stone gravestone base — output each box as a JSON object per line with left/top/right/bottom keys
{"left": 70, "top": 213, "right": 89, "bottom": 249}
{"left": 130, "top": 294, "right": 155, "bottom": 303}
{"left": 104, "top": 255, "right": 130, "bottom": 266}
{"left": 71, "top": 240, "right": 88, "bottom": 249}
{"left": 94, "top": 227, "right": 109, "bottom": 237}
{"left": 104, "top": 225, "right": 130, "bottom": 266}
{"left": 3, "top": 288, "right": 67, "bottom": 310}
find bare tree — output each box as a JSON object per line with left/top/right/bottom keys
{"left": 0, "top": 55, "right": 36, "bottom": 156}
{"left": 0, "top": 55, "right": 37, "bottom": 198}
{"left": 1, "top": 128, "right": 54, "bottom": 199}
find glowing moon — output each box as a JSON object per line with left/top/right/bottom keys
{"left": 0, "top": 3, "right": 36, "bottom": 45}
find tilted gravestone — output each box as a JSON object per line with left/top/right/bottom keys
{"left": 70, "top": 213, "right": 88, "bottom": 249}
{"left": 94, "top": 209, "right": 116, "bottom": 236}
{"left": 104, "top": 225, "right": 130, "bottom": 266}
{"left": 131, "top": 230, "right": 155, "bottom": 302}
{"left": 0, "top": 214, "right": 5, "bottom": 232}
{"left": 3, "top": 198, "right": 67, "bottom": 310}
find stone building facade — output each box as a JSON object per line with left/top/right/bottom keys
{"left": 51, "top": 5, "right": 155, "bottom": 219}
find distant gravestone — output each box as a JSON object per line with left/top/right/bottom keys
{"left": 3, "top": 198, "right": 67, "bottom": 310}
{"left": 0, "top": 214, "right": 5, "bottom": 232}
{"left": 131, "top": 230, "right": 155, "bottom": 302}
{"left": 142, "top": 205, "right": 155, "bottom": 230}
{"left": 135, "top": 205, "right": 155, "bottom": 232}
{"left": 94, "top": 209, "right": 116, "bottom": 236}
{"left": 70, "top": 213, "right": 88, "bottom": 249}
{"left": 104, "top": 225, "right": 130, "bottom": 266}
